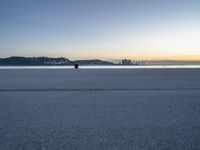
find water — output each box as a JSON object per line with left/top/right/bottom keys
{"left": 0, "top": 65, "right": 200, "bottom": 69}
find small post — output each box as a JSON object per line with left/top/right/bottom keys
{"left": 74, "top": 64, "right": 79, "bottom": 69}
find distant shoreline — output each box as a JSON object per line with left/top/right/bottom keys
{"left": 0, "top": 56, "right": 200, "bottom": 66}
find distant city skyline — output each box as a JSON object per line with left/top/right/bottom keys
{"left": 1, "top": 0, "right": 200, "bottom": 60}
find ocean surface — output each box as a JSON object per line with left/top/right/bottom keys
{"left": 0, "top": 65, "right": 200, "bottom": 69}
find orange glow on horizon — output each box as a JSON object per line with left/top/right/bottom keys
{"left": 128, "top": 54, "right": 200, "bottom": 61}
{"left": 68, "top": 54, "right": 200, "bottom": 61}
{"left": 3, "top": 50, "right": 200, "bottom": 61}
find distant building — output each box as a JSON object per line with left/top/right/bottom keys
{"left": 120, "top": 59, "right": 146, "bottom": 65}
{"left": 121, "top": 59, "right": 132, "bottom": 65}
{"left": 137, "top": 61, "right": 146, "bottom": 65}
{"left": 44, "top": 60, "right": 69, "bottom": 65}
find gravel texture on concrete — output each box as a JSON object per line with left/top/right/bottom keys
{"left": 0, "top": 69, "right": 200, "bottom": 150}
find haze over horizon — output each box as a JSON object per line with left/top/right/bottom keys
{"left": 1, "top": 0, "right": 200, "bottom": 61}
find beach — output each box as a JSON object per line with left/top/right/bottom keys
{"left": 0, "top": 69, "right": 200, "bottom": 149}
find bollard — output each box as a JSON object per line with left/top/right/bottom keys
{"left": 74, "top": 64, "right": 79, "bottom": 69}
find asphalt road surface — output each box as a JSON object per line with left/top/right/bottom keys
{"left": 0, "top": 69, "right": 200, "bottom": 150}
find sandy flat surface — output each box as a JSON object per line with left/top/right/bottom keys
{"left": 0, "top": 69, "right": 200, "bottom": 149}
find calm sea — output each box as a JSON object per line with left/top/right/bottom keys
{"left": 0, "top": 65, "right": 200, "bottom": 69}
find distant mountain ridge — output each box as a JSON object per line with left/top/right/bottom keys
{"left": 0, "top": 57, "right": 114, "bottom": 66}
{"left": 74, "top": 59, "right": 114, "bottom": 65}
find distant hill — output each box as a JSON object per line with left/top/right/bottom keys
{"left": 74, "top": 59, "right": 114, "bottom": 65}
{"left": 0, "top": 57, "right": 72, "bottom": 66}
{"left": 0, "top": 57, "right": 114, "bottom": 66}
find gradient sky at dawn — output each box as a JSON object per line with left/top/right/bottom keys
{"left": 1, "top": 0, "right": 200, "bottom": 60}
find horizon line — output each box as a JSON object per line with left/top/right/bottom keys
{"left": 1, "top": 56, "right": 200, "bottom": 62}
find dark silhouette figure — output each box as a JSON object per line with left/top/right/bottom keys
{"left": 74, "top": 64, "right": 79, "bottom": 69}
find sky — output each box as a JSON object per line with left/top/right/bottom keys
{"left": 0, "top": 0, "right": 200, "bottom": 60}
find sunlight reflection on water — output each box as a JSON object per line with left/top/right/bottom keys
{"left": 0, "top": 65, "right": 200, "bottom": 69}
